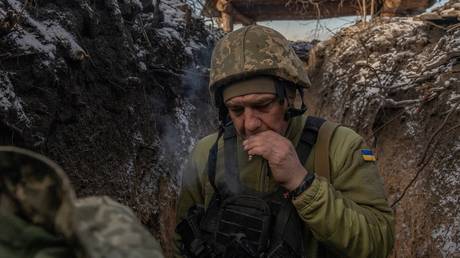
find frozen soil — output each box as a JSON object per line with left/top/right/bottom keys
{"left": 305, "top": 3, "right": 460, "bottom": 257}
{"left": 0, "top": 0, "right": 219, "bottom": 255}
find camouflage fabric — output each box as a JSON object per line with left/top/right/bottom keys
{"left": 0, "top": 146, "right": 164, "bottom": 258}
{"left": 209, "top": 25, "right": 311, "bottom": 98}
{"left": 74, "top": 196, "right": 164, "bottom": 258}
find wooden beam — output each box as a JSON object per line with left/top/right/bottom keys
{"left": 216, "top": 0, "right": 254, "bottom": 32}
{"left": 233, "top": 2, "right": 361, "bottom": 21}
{"left": 221, "top": 12, "right": 234, "bottom": 32}
{"left": 216, "top": 0, "right": 235, "bottom": 32}
{"left": 232, "top": 6, "right": 254, "bottom": 25}
{"left": 381, "top": 0, "right": 436, "bottom": 16}
{"left": 204, "top": 0, "right": 435, "bottom": 21}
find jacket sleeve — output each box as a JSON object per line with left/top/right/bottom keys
{"left": 292, "top": 127, "right": 395, "bottom": 258}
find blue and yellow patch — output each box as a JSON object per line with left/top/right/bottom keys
{"left": 361, "top": 149, "right": 376, "bottom": 161}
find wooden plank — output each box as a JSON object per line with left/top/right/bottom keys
{"left": 204, "top": 0, "right": 435, "bottom": 21}
{"left": 232, "top": 1, "right": 362, "bottom": 21}
{"left": 221, "top": 11, "right": 234, "bottom": 32}
{"left": 381, "top": 0, "right": 436, "bottom": 16}
{"left": 205, "top": 0, "right": 365, "bottom": 20}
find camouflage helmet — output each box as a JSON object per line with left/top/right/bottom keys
{"left": 0, "top": 146, "right": 164, "bottom": 258}
{"left": 209, "top": 25, "right": 311, "bottom": 102}
{"left": 0, "top": 146, "right": 75, "bottom": 237}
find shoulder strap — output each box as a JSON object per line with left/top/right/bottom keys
{"left": 295, "top": 116, "right": 325, "bottom": 168}
{"left": 221, "top": 123, "right": 242, "bottom": 196}
{"left": 207, "top": 129, "right": 223, "bottom": 196}
{"left": 206, "top": 123, "right": 244, "bottom": 198}
{"left": 314, "top": 121, "right": 340, "bottom": 181}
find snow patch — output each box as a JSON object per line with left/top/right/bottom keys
{"left": 320, "top": 16, "right": 460, "bottom": 134}
{"left": 161, "top": 0, "right": 186, "bottom": 27}
{"left": 430, "top": 140, "right": 460, "bottom": 257}
{"left": 174, "top": 99, "right": 196, "bottom": 151}
{"left": 10, "top": 29, "right": 56, "bottom": 58}
{"left": 156, "top": 27, "right": 182, "bottom": 41}
{"left": 431, "top": 221, "right": 460, "bottom": 258}
{"left": 6, "top": 0, "right": 85, "bottom": 61}
{"left": 0, "top": 72, "right": 31, "bottom": 127}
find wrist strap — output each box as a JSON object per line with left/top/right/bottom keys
{"left": 286, "top": 173, "right": 316, "bottom": 199}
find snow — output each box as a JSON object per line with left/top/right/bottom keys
{"left": 161, "top": 0, "right": 186, "bottom": 27}
{"left": 429, "top": 136, "right": 460, "bottom": 257}
{"left": 153, "top": 0, "right": 212, "bottom": 60}
{"left": 106, "top": 0, "right": 122, "bottom": 16}
{"left": 184, "top": 46, "right": 193, "bottom": 56}
{"left": 320, "top": 15, "right": 459, "bottom": 134}
{"left": 125, "top": 155, "right": 135, "bottom": 177}
{"left": 404, "top": 121, "right": 418, "bottom": 137}
{"left": 156, "top": 27, "right": 182, "bottom": 41}
{"left": 40, "top": 21, "right": 86, "bottom": 60}
{"left": 0, "top": 72, "right": 31, "bottom": 128}
{"left": 6, "top": 0, "right": 85, "bottom": 61}
{"left": 188, "top": 40, "right": 203, "bottom": 49}
{"left": 11, "top": 30, "right": 56, "bottom": 59}
{"left": 431, "top": 223, "right": 460, "bottom": 258}
{"left": 448, "top": 92, "right": 460, "bottom": 109}
{"left": 138, "top": 61, "right": 147, "bottom": 71}
{"left": 174, "top": 99, "right": 196, "bottom": 151}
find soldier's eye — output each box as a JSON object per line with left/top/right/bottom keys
{"left": 253, "top": 99, "right": 275, "bottom": 110}
{"left": 256, "top": 102, "right": 270, "bottom": 108}
{"left": 229, "top": 107, "right": 244, "bottom": 115}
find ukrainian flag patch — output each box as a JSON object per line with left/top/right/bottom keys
{"left": 361, "top": 149, "right": 376, "bottom": 161}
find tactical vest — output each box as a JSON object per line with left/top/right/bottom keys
{"left": 177, "top": 117, "right": 339, "bottom": 258}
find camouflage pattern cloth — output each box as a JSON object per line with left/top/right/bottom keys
{"left": 209, "top": 25, "right": 311, "bottom": 98}
{"left": 0, "top": 146, "right": 164, "bottom": 258}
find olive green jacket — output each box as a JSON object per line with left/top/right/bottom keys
{"left": 174, "top": 115, "right": 394, "bottom": 258}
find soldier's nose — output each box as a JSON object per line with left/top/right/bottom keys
{"left": 244, "top": 109, "right": 261, "bottom": 133}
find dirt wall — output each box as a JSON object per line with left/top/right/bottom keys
{"left": 305, "top": 9, "right": 459, "bottom": 257}
{"left": 0, "top": 0, "right": 219, "bottom": 256}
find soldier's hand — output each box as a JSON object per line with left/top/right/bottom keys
{"left": 243, "top": 130, "right": 307, "bottom": 191}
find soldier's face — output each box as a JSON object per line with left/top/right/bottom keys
{"left": 225, "top": 93, "right": 288, "bottom": 139}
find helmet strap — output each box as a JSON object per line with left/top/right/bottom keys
{"left": 275, "top": 80, "right": 307, "bottom": 121}
{"left": 275, "top": 80, "right": 286, "bottom": 105}
{"left": 215, "top": 89, "right": 232, "bottom": 127}
{"left": 284, "top": 87, "right": 307, "bottom": 121}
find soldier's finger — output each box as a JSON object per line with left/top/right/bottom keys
{"left": 243, "top": 137, "right": 268, "bottom": 151}
{"left": 247, "top": 146, "right": 270, "bottom": 158}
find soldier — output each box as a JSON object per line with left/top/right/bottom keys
{"left": 0, "top": 146, "right": 164, "bottom": 258}
{"left": 174, "top": 25, "right": 394, "bottom": 258}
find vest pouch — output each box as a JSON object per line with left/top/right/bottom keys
{"left": 215, "top": 194, "right": 272, "bottom": 257}
{"left": 266, "top": 194, "right": 305, "bottom": 258}
{"left": 177, "top": 205, "right": 215, "bottom": 258}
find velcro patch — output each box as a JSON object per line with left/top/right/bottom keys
{"left": 361, "top": 149, "right": 376, "bottom": 161}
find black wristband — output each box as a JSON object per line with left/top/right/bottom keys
{"left": 286, "top": 173, "right": 316, "bottom": 199}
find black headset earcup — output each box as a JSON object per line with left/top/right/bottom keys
{"left": 284, "top": 106, "right": 308, "bottom": 121}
